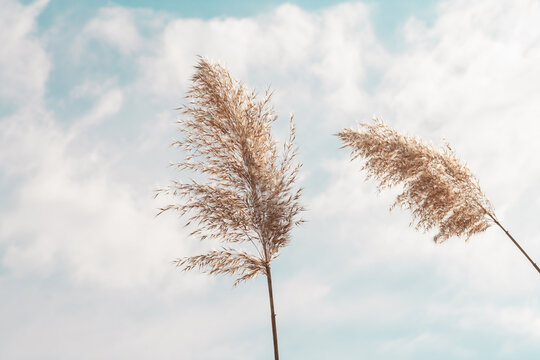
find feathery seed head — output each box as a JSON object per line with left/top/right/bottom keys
{"left": 156, "top": 57, "right": 304, "bottom": 285}
{"left": 338, "top": 119, "right": 494, "bottom": 243}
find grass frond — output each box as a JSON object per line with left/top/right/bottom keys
{"left": 338, "top": 119, "right": 494, "bottom": 242}
{"left": 157, "top": 57, "right": 304, "bottom": 284}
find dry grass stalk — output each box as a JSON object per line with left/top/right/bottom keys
{"left": 338, "top": 119, "right": 539, "bottom": 274}
{"left": 156, "top": 57, "right": 303, "bottom": 359}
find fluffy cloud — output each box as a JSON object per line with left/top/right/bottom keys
{"left": 0, "top": 0, "right": 50, "bottom": 105}
{"left": 138, "top": 2, "right": 387, "bottom": 115}
{"left": 83, "top": 7, "right": 143, "bottom": 54}
{"left": 0, "top": 88, "right": 193, "bottom": 290}
{"left": 0, "top": 0, "right": 191, "bottom": 290}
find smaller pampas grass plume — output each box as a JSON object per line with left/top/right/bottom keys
{"left": 338, "top": 119, "right": 540, "bottom": 275}
{"left": 155, "top": 57, "right": 303, "bottom": 360}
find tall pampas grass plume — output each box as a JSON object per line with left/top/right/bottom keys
{"left": 155, "top": 57, "right": 303, "bottom": 360}
{"left": 337, "top": 119, "right": 539, "bottom": 275}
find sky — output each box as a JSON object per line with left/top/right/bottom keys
{"left": 1, "top": 0, "right": 540, "bottom": 359}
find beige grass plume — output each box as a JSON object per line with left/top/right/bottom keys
{"left": 338, "top": 119, "right": 539, "bottom": 274}
{"left": 155, "top": 57, "right": 303, "bottom": 360}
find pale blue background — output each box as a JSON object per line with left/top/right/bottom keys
{"left": 1, "top": 0, "right": 540, "bottom": 359}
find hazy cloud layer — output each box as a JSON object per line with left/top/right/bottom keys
{"left": 1, "top": 0, "right": 540, "bottom": 359}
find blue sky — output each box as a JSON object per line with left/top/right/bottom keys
{"left": 1, "top": 0, "right": 540, "bottom": 359}
{"left": 34, "top": 0, "right": 438, "bottom": 44}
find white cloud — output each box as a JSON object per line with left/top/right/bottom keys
{"left": 380, "top": 333, "right": 448, "bottom": 357}
{"left": 377, "top": 0, "right": 540, "bottom": 194}
{"left": 69, "top": 77, "right": 119, "bottom": 99}
{"left": 137, "top": 2, "right": 387, "bottom": 114}
{"left": 0, "top": 277, "right": 273, "bottom": 360}
{"left": 69, "top": 88, "right": 124, "bottom": 135}
{"left": 0, "top": 0, "right": 50, "bottom": 105}
{"left": 0, "top": 1, "right": 188, "bottom": 290}
{"left": 0, "top": 102, "right": 198, "bottom": 290}
{"left": 474, "top": 304, "right": 540, "bottom": 341}
{"left": 83, "top": 6, "right": 142, "bottom": 54}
